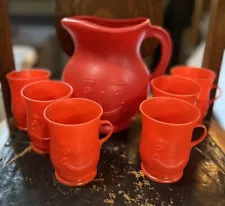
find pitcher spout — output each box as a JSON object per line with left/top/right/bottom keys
{"left": 61, "top": 17, "right": 91, "bottom": 44}
{"left": 61, "top": 17, "right": 80, "bottom": 31}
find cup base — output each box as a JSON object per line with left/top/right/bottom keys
{"left": 55, "top": 170, "right": 97, "bottom": 186}
{"left": 100, "top": 119, "right": 131, "bottom": 134}
{"left": 141, "top": 163, "right": 183, "bottom": 184}
{"left": 17, "top": 125, "right": 27, "bottom": 131}
{"left": 31, "top": 144, "right": 49, "bottom": 155}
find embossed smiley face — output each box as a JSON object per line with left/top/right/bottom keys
{"left": 80, "top": 78, "right": 128, "bottom": 115}
{"left": 152, "top": 139, "right": 185, "bottom": 169}
{"left": 60, "top": 147, "right": 97, "bottom": 170}
{"left": 29, "top": 114, "right": 47, "bottom": 137}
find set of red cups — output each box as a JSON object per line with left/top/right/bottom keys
{"left": 141, "top": 65, "right": 221, "bottom": 183}
{"left": 6, "top": 65, "right": 220, "bottom": 185}
{"left": 7, "top": 69, "right": 113, "bottom": 186}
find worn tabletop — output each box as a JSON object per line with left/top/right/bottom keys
{"left": 0, "top": 115, "right": 225, "bottom": 206}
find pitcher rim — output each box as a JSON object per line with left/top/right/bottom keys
{"left": 61, "top": 15, "right": 150, "bottom": 33}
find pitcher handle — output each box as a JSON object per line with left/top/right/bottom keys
{"left": 99, "top": 120, "right": 113, "bottom": 145}
{"left": 191, "top": 124, "right": 207, "bottom": 148}
{"left": 145, "top": 25, "right": 172, "bottom": 80}
{"left": 209, "top": 84, "right": 222, "bottom": 105}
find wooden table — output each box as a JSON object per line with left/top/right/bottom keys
{"left": 0, "top": 1, "right": 225, "bottom": 204}
{"left": 0, "top": 115, "right": 224, "bottom": 206}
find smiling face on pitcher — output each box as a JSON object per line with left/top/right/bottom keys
{"left": 80, "top": 78, "right": 128, "bottom": 117}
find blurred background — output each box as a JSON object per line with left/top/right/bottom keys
{"left": 8, "top": 0, "right": 210, "bottom": 76}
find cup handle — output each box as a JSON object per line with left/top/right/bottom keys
{"left": 209, "top": 84, "right": 222, "bottom": 105}
{"left": 191, "top": 124, "right": 207, "bottom": 148}
{"left": 99, "top": 120, "right": 113, "bottom": 145}
{"left": 144, "top": 25, "right": 172, "bottom": 80}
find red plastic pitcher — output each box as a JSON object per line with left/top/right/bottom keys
{"left": 22, "top": 81, "right": 73, "bottom": 154}
{"left": 6, "top": 69, "right": 51, "bottom": 131}
{"left": 151, "top": 75, "right": 201, "bottom": 104}
{"left": 61, "top": 16, "right": 172, "bottom": 133}
{"left": 139, "top": 97, "right": 207, "bottom": 183}
{"left": 44, "top": 98, "right": 113, "bottom": 186}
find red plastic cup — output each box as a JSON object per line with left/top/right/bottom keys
{"left": 6, "top": 69, "right": 51, "bottom": 131}
{"left": 171, "top": 66, "right": 222, "bottom": 104}
{"left": 151, "top": 75, "right": 207, "bottom": 122}
{"left": 22, "top": 80, "right": 73, "bottom": 154}
{"left": 44, "top": 98, "right": 113, "bottom": 186}
{"left": 195, "top": 99, "right": 209, "bottom": 123}
{"left": 151, "top": 75, "right": 201, "bottom": 104}
{"left": 139, "top": 97, "right": 207, "bottom": 183}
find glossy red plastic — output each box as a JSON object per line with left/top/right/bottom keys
{"left": 151, "top": 75, "right": 200, "bottom": 104}
{"left": 151, "top": 75, "right": 206, "bottom": 121}
{"left": 22, "top": 81, "right": 73, "bottom": 154}
{"left": 44, "top": 98, "right": 113, "bottom": 186}
{"left": 171, "top": 66, "right": 222, "bottom": 103}
{"left": 195, "top": 99, "right": 209, "bottom": 123}
{"left": 61, "top": 15, "right": 172, "bottom": 133}
{"left": 139, "top": 97, "right": 207, "bottom": 183}
{"left": 6, "top": 69, "right": 51, "bottom": 131}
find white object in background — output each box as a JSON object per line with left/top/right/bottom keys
{"left": 0, "top": 45, "right": 37, "bottom": 127}
{"left": 13, "top": 45, "right": 37, "bottom": 71}
{"left": 186, "top": 42, "right": 205, "bottom": 67}
{"left": 0, "top": 84, "right": 10, "bottom": 146}
{"left": 0, "top": 120, "right": 10, "bottom": 149}
{"left": 0, "top": 84, "right": 7, "bottom": 123}
{"left": 213, "top": 50, "right": 225, "bottom": 130}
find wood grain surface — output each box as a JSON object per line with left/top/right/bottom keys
{"left": 203, "top": 0, "right": 225, "bottom": 82}
{"left": 202, "top": 0, "right": 225, "bottom": 153}
{"left": 209, "top": 118, "right": 225, "bottom": 153}
{"left": 0, "top": 0, "right": 15, "bottom": 118}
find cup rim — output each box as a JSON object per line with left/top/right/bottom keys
{"left": 140, "top": 97, "right": 201, "bottom": 126}
{"left": 44, "top": 98, "right": 103, "bottom": 127}
{"left": 21, "top": 80, "right": 73, "bottom": 103}
{"left": 171, "top": 65, "right": 216, "bottom": 80}
{"left": 151, "top": 75, "right": 201, "bottom": 97}
{"left": 6, "top": 69, "right": 51, "bottom": 81}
